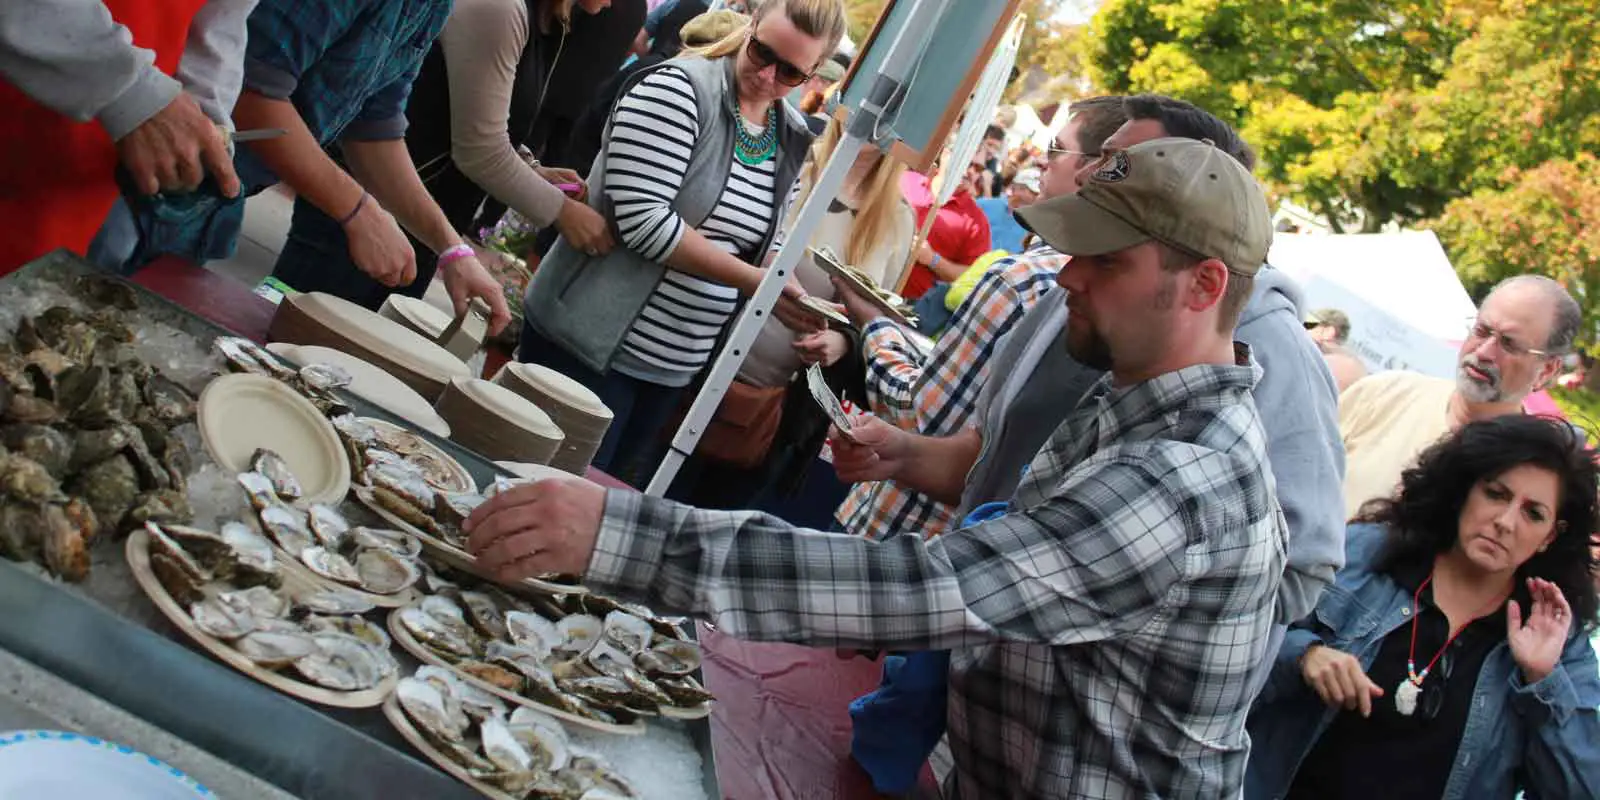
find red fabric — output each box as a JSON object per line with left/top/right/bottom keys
{"left": 0, "top": 0, "right": 204, "bottom": 273}
{"left": 898, "top": 172, "right": 991, "bottom": 300}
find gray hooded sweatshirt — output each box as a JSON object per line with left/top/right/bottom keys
{"left": 959, "top": 264, "right": 1346, "bottom": 625}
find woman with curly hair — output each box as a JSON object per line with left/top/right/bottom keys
{"left": 1246, "top": 414, "right": 1600, "bottom": 799}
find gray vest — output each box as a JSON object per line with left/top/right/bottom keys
{"left": 522, "top": 55, "right": 813, "bottom": 374}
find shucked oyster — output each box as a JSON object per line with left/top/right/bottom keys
{"left": 506, "top": 611, "right": 562, "bottom": 655}
{"left": 634, "top": 638, "right": 702, "bottom": 677}
{"left": 292, "top": 586, "right": 376, "bottom": 616}
{"left": 294, "top": 632, "right": 387, "bottom": 691}
{"left": 601, "top": 611, "right": 653, "bottom": 655}
{"left": 190, "top": 594, "right": 258, "bottom": 640}
{"left": 219, "top": 521, "right": 280, "bottom": 588}
{"left": 397, "top": 606, "right": 476, "bottom": 660}
{"left": 369, "top": 486, "right": 441, "bottom": 536}
{"left": 251, "top": 449, "right": 303, "bottom": 501}
{"left": 300, "top": 613, "right": 390, "bottom": 650}
{"left": 459, "top": 591, "right": 508, "bottom": 640}
{"left": 354, "top": 548, "right": 420, "bottom": 595}
{"left": 258, "top": 503, "right": 314, "bottom": 556}
{"left": 300, "top": 546, "right": 361, "bottom": 586}
{"left": 236, "top": 471, "right": 277, "bottom": 510}
{"left": 306, "top": 503, "right": 351, "bottom": 551}
{"left": 507, "top": 708, "right": 571, "bottom": 773}
{"left": 233, "top": 628, "right": 316, "bottom": 668}
{"left": 347, "top": 526, "right": 421, "bottom": 559}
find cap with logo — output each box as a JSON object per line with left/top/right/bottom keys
{"left": 1014, "top": 137, "right": 1272, "bottom": 276}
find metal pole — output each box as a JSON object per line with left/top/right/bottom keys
{"left": 645, "top": 0, "right": 952, "bottom": 497}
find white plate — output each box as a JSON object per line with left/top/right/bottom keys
{"left": 499, "top": 362, "right": 612, "bottom": 419}
{"left": 492, "top": 461, "right": 575, "bottom": 485}
{"left": 266, "top": 343, "right": 451, "bottom": 438}
{"left": 0, "top": 730, "right": 213, "bottom": 798}
{"left": 196, "top": 373, "right": 351, "bottom": 506}
{"left": 452, "top": 378, "right": 564, "bottom": 439}
{"left": 383, "top": 295, "right": 453, "bottom": 339}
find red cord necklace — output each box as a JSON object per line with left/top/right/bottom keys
{"left": 1395, "top": 573, "right": 1507, "bottom": 716}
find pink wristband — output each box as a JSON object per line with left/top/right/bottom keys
{"left": 436, "top": 243, "right": 475, "bottom": 268}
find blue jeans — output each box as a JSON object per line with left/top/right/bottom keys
{"left": 517, "top": 323, "right": 684, "bottom": 487}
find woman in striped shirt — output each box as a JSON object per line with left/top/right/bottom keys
{"left": 519, "top": 0, "right": 848, "bottom": 485}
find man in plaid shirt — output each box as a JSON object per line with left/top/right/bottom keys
{"left": 465, "top": 137, "right": 1289, "bottom": 798}
{"left": 831, "top": 96, "right": 1128, "bottom": 540}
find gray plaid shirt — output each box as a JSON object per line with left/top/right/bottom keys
{"left": 589, "top": 347, "right": 1288, "bottom": 799}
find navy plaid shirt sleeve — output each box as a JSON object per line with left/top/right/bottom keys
{"left": 586, "top": 453, "right": 1190, "bottom": 650}
{"left": 242, "top": 0, "right": 356, "bottom": 100}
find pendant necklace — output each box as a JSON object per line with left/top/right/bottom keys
{"left": 1396, "top": 573, "right": 1504, "bottom": 716}
{"left": 734, "top": 104, "right": 778, "bottom": 166}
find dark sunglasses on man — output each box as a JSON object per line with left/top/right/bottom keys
{"left": 746, "top": 35, "right": 814, "bottom": 87}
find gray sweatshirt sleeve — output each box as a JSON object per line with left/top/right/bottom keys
{"left": 0, "top": 1, "right": 181, "bottom": 140}
{"left": 1237, "top": 289, "right": 1348, "bottom": 624}
{"left": 176, "top": 0, "right": 258, "bottom": 127}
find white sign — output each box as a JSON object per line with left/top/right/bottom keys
{"left": 1302, "top": 276, "right": 1460, "bottom": 378}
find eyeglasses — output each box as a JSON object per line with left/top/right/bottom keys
{"left": 1046, "top": 143, "right": 1098, "bottom": 162}
{"left": 745, "top": 35, "right": 813, "bottom": 87}
{"left": 1467, "top": 320, "right": 1552, "bottom": 358}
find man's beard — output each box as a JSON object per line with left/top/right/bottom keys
{"left": 1064, "top": 321, "right": 1113, "bottom": 371}
{"left": 1456, "top": 354, "right": 1506, "bottom": 403}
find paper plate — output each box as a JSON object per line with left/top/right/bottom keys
{"left": 0, "top": 730, "right": 212, "bottom": 799}
{"left": 265, "top": 343, "right": 451, "bottom": 438}
{"left": 269, "top": 292, "right": 469, "bottom": 400}
{"left": 490, "top": 461, "right": 575, "bottom": 485}
{"left": 196, "top": 373, "right": 350, "bottom": 506}
{"left": 500, "top": 362, "right": 612, "bottom": 419}
{"left": 383, "top": 295, "right": 453, "bottom": 339}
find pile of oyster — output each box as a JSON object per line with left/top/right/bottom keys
{"left": 0, "top": 277, "right": 198, "bottom": 581}
{"left": 145, "top": 519, "right": 399, "bottom": 692}
{"left": 396, "top": 670, "right": 637, "bottom": 799}
{"left": 397, "top": 570, "right": 713, "bottom": 726}
{"left": 236, "top": 448, "right": 423, "bottom": 596}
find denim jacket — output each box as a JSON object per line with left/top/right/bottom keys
{"left": 1246, "top": 523, "right": 1600, "bottom": 800}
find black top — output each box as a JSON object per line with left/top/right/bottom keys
{"left": 1288, "top": 561, "right": 1507, "bottom": 800}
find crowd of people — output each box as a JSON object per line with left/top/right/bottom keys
{"left": 3, "top": 0, "right": 1597, "bottom": 798}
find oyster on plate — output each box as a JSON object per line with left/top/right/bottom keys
{"left": 236, "top": 470, "right": 277, "bottom": 510}
{"left": 257, "top": 503, "right": 314, "bottom": 556}
{"left": 300, "top": 613, "right": 389, "bottom": 650}
{"left": 505, "top": 611, "right": 562, "bottom": 656}
{"left": 347, "top": 526, "right": 421, "bottom": 559}
{"left": 218, "top": 521, "right": 280, "bottom": 588}
{"left": 306, "top": 503, "right": 351, "bottom": 551}
{"left": 396, "top": 676, "right": 467, "bottom": 743}
{"left": 300, "top": 545, "right": 361, "bottom": 586}
{"left": 233, "top": 628, "right": 317, "bottom": 669}
{"left": 507, "top": 708, "right": 571, "bottom": 773}
{"left": 633, "top": 638, "right": 702, "bottom": 678}
{"left": 190, "top": 594, "right": 259, "bottom": 640}
{"left": 456, "top": 660, "right": 525, "bottom": 693}
{"left": 600, "top": 611, "right": 652, "bottom": 655}
{"left": 459, "top": 591, "right": 509, "bottom": 641}
{"left": 369, "top": 485, "right": 441, "bottom": 536}
{"left": 656, "top": 675, "right": 715, "bottom": 707}
{"left": 292, "top": 586, "right": 376, "bottom": 616}
{"left": 251, "top": 448, "right": 303, "bottom": 502}
{"left": 354, "top": 548, "right": 420, "bottom": 595}
{"left": 397, "top": 606, "right": 477, "bottom": 660}
{"left": 293, "top": 632, "right": 388, "bottom": 691}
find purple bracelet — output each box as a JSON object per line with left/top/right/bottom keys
{"left": 337, "top": 191, "right": 368, "bottom": 226}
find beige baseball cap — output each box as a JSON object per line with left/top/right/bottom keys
{"left": 1015, "top": 137, "right": 1272, "bottom": 275}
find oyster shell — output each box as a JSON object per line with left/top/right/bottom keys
{"left": 294, "top": 632, "right": 386, "bottom": 691}
{"left": 3, "top": 393, "right": 59, "bottom": 424}
{"left": 123, "top": 489, "right": 192, "bottom": 533}
{"left": 145, "top": 521, "right": 208, "bottom": 583}
{"left": 397, "top": 606, "right": 477, "bottom": 659}
{"left": 251, "top": 448, "right": 303, "bottom": 501}
{"left": 300, "top": 545, "right": 361, "bottom": 586}
{"left": 150, "top": 552, "right": 206, "bottom": 606}
{"left": 396, "top": 676, "right": 466, "bottom": 743}
{"left": 70, "top": 453, "right": 139, "bottom": 532}
{"left": 588, "top": 645, "right": 670, "bottom": 709}
{"left": 54, "top": 365, "right": 115, "bottom": 427}
{"left": 562, "top": 755, "right": 638, "bottom": 799}
{"left": 370, "top": 486, "right": 441, "bottom": 536}
{"left": 214, "top": 337, "right": 264, "bottom": 375}
{"left": 122, "top": 427, "right": 172, "bottom": 491}
{"left": 306, "top": 503, "right": 351, "bottom": 550}
{"left": 190, "top": 594, "right": 258, "bottom": 640}
{"left": 69, "top": 426, "right": 132, "bottom": 472}
{"left": 347, "top": 526, "right": 421, "bottom": 559}
{"left": 1, "top": 424, "right": 73, "bottom": 479}
{"left": 433, "top": 491, "right": 484, "bottom": 529}
{"left": 293, "top": 587, "right": 376, "bottom": 616}
{"left": 220, "top": 585, "right": 289, "bottom": 620}
{"left": 506, "top": 610, "right": 562, "bottom": 654}
{"left": 299, "top": 363, "right": 353, "bottom": 392}
{"left": 0, "top": 504, "right": 44, "bottom": 563}
{"left": 656, "top": 675, "right": 715, "bottom": 707}
{"left": 159, "top": 523, "right": 232, "bottom": 571}
{"left": 219, "top": 521, "right": 280, "bottom": 588}
{"left": 558, "top": 675, "right": 634, "bottom": 707}
{"left": 142, "top": 373, "right": 195, "bottom": 425}
{"left": 300, "top": 613, "right": 390, "bottom": 650}
{"left": 459, "top": 591, "right": 508, "bottom": 640}
{"left": 413, "top": 666, "right": 473, "bottom": 732}
{"left": 39, "top": 502, "right": 89, "bottom": 582}
{"left": 354, "top": 548, "right": 420, "bottom": 595}
{"left": 480, "top": 715, "right": 535, "bottom": 773}
{"left": 634, "top": 638, "right": 701, "bottom": 677}
{"left": 236, "top": 471, "right": 277, "bottom": 510}
{"left": 601, "top": 611, "right": 653, "bottom": 655}
{"left": 422, "top": 595, "right": 475, "bottom": 639}
{"left": 457, "top": 660, "right": 524, "bottom": 693}
{"left": 74, "top": 274, "right": 139, "bottom": 311}
{"left": 258, "top": 503, "right": 314, "bottom": 556}
{"left": 555, "top": 614, "right": 603, "bottom": 657}
{"left": 507, "top": 708, "right": 571, "bottom": 773}
{"left": 233, "top": 629, "right": 316, "bottom": 668}
{"left": 0, "top": 452, "right": 67, "bottom": 505}
{"left": 108, "top": 368, "right": 143, "bottom": 423}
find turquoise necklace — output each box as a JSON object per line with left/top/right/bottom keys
{"left": 734, "top": 104, "right": 778, "bottom": 166}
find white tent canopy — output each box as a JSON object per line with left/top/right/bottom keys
{"left": 1268, "top": 231, "right": 1475, "bottom": 379}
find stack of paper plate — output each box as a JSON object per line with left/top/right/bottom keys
{"left": 435, "top": 377, "right": 565, "bottom": 464}
{"left": 267, "top": 292, "right": 469, "bottom": 401}
{"left": 491, "top": 363, "right": 613, "bottom": 475}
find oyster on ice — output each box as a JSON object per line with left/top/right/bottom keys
{"left": 507, "top": 708, "right": 571, "bottom": 773}
{"left": 1, "top": 424, "right": 72, "bottom": 479}
{"left": 479, "top": 715, "right": 535, "bottom": 774}
{"left": 0, "top": 452, "right": 67, "bottom": 505}
{"left": 257, "top": 503, "right": 314, "bottom": 555}
{"left": 250, "top": 449, "right": 303, "bottom": 501}
{"left": 142, "top": 373, "right": 195, "bottom": 424}
{"left": 236, "top": 470, "right": 278, "bottom": 510}
{"left": 656, "top": 675, "right": 715, "bottom": 707}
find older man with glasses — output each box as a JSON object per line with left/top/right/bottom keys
{"left": 1339, "top": 274, "right": 1581, "bottom": 519}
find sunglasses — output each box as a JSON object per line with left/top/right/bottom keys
{"left": 745, "top": 35, "right": 813, "bottom": 87}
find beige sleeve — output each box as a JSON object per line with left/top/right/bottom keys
{"left": 438, "top": 0, "right": 567, "bottom": 228}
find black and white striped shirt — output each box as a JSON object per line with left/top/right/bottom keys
{"left": 604, "top": 66, "right": 791, "bottom": 376}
